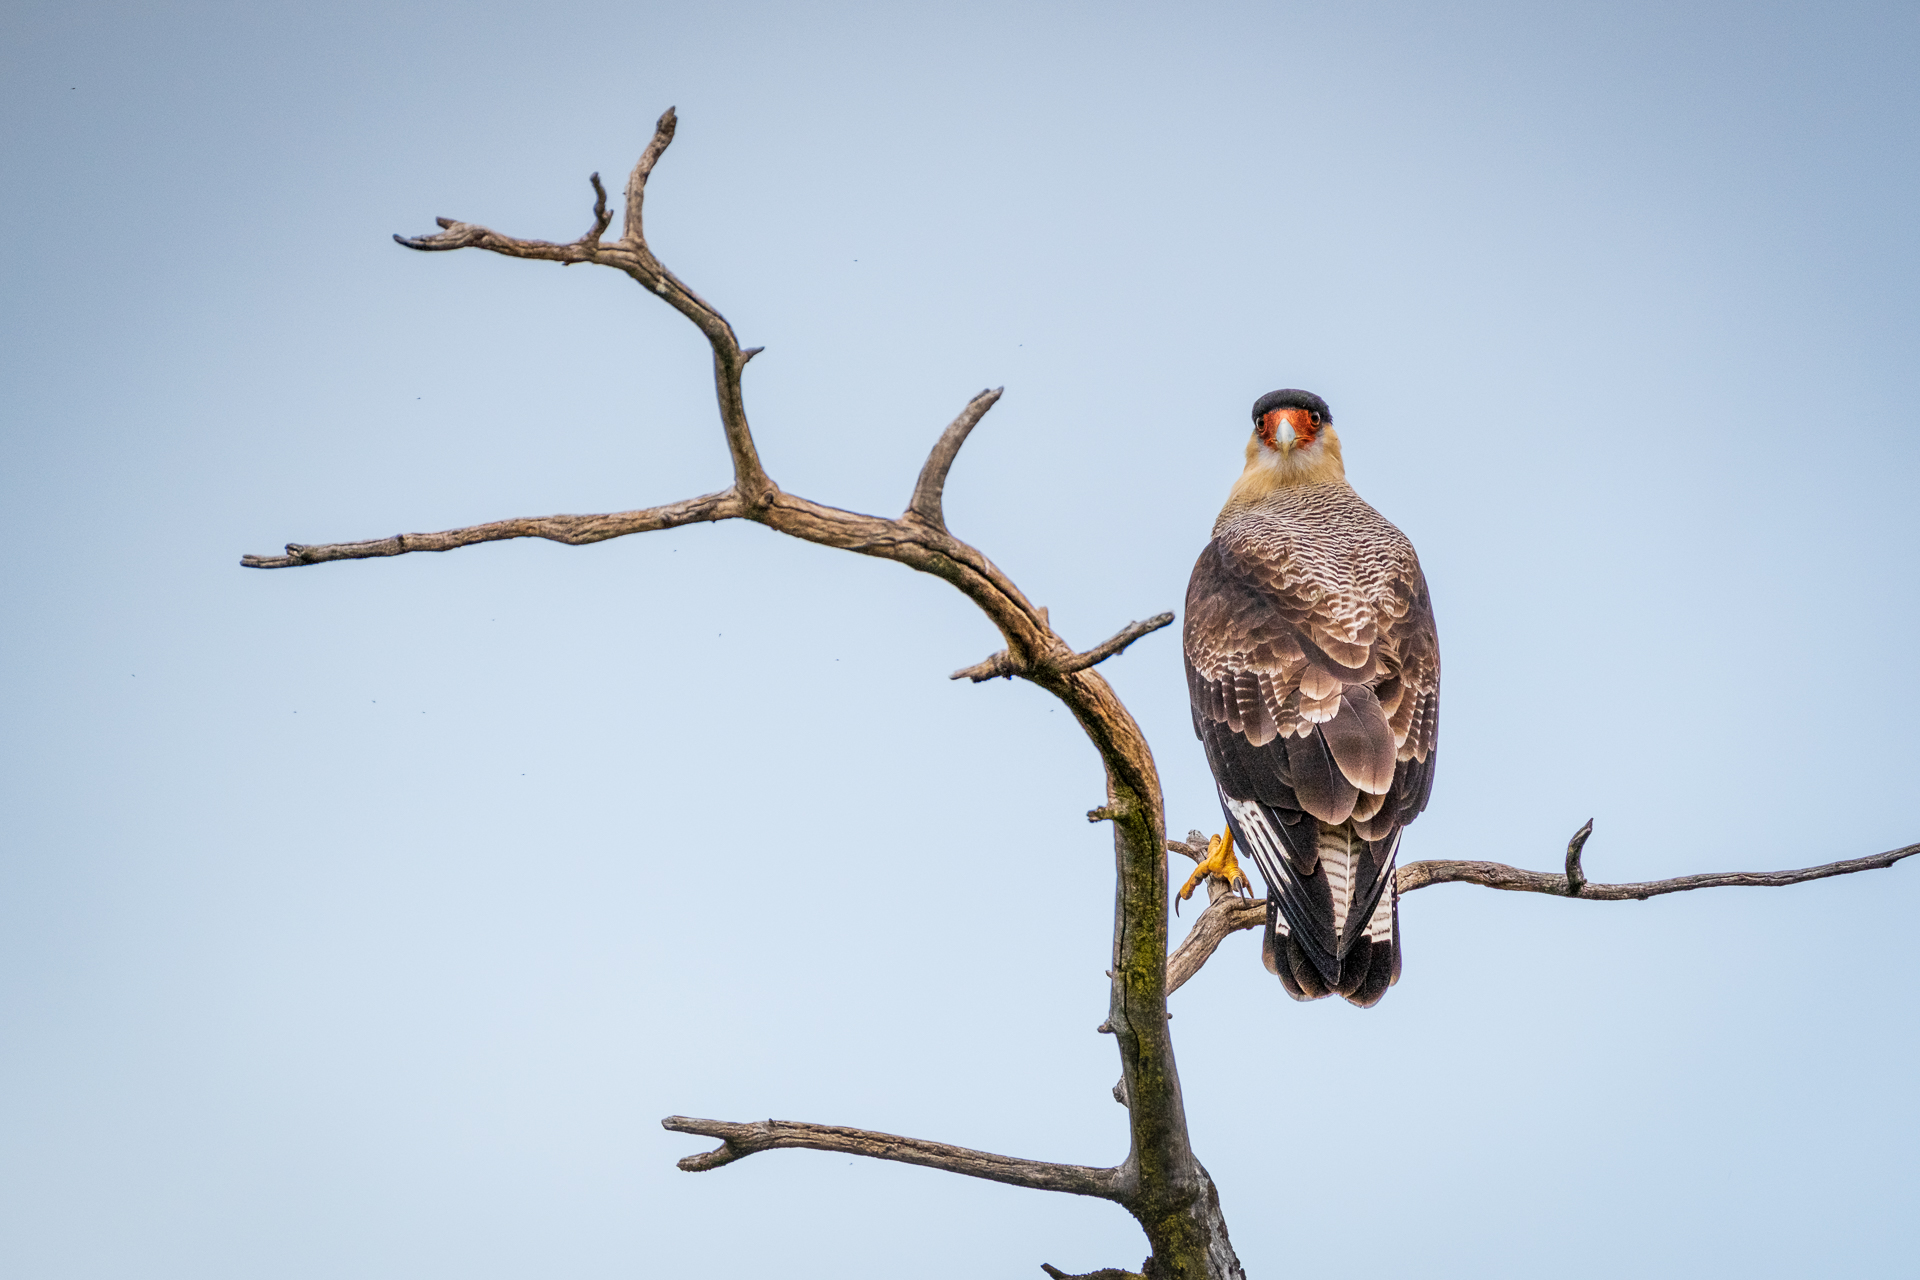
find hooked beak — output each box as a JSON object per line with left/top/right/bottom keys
{"left": 1258, "top": 408, "right": 1307, "bottom": 454}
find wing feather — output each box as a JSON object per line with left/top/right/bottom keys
{"left": 1323, "top": 683, "right": 1397, "bottom": 795}
{"left": 1184, "top": 490, "right": 1440, "bottom": 1005}
{"left": 1284, "top": 728, "right": 1359, "bottom": 824}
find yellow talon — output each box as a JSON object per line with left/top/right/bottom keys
{"left": 1176, "top": 828, "right": 1252, "bottom": 914}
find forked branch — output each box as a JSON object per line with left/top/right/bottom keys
{"left": 909, "top": 387, "right": 1003, "bottom": 530}
{"left": 387, "top": 106, "right": 770, "bottom": 501}
{"left": 1061, "top": 613, "right": 1178, "bottom": 675}
{"left": 951, "top": 613, "right": 1175, "bottom": 683}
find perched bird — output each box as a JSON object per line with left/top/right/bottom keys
{"left": 1182, "top": 390, "right": 1439, "bottom": 1007}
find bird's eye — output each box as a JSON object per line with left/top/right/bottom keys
{"left": 1309, "top": 412, "right": 1322, "bottom": 425}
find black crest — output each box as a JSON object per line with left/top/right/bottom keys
{"left": 1251, "top": 389, "right": 1331, "bottom": 424}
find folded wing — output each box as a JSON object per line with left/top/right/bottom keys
{"left": 1184, "top": 515, "right": 1439, "bottom": 1004}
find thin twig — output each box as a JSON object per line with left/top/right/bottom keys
{"left": 1058, "top": 613, "right": 1176, "bottom": 675}
{"left": 387, "top": 108, "right": 766, "bottom": 498}
{"left": 907, "top": 388, "right": 1002, "bottom": 530}
{"left": 660, "top": 1116, "right": 1123, "bottom": 1199}
{"left": 950, "top": 613, "right": 1175, "bottom": 683}
{"left": 240, "top": 490, "right": 742, "bottom": 569}
{"left": 582, "top": 172, "right": 611, "bottom": 246}
{"left": 1168, "top": 832, "right": 1209, "bottom": 862}
{"left": 951, "top": 649, "right": 1021, "bottom": 682}
{"left": 623, "top": 107, "right": 677, "bottom": 247}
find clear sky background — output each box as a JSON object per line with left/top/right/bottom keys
{"left": 3, "top": 2, "right": 1917, "bottom": 1277}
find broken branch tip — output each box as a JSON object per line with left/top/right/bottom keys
{"left": 1565, "top": 818, "right": 1595, "bottom": 895}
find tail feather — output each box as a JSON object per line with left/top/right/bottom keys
{"left": 1347, "top": 936, "right": 1396, "bottom": 1008}
{"left": 1236, "top": 797, "right": 1403, "bottom": 1007}
{"left": 1388, "top": 894, "right": 1403, "bottom": 987}
{"left": 1282, "top": 930, "right": 1330, "bottom": 1000}
{"left": 1346, "top": 890, "right": 1401, "bottom": 1008}
{"left": 1261, "top": 900, "right": 1313, "bottom": 1001}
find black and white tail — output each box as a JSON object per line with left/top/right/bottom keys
{"left": 1223, "top": 793, "right": 1402, "bottom": 1008}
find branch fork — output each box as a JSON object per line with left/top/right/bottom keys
{"left": 951, "top": 613, "right": 1175, "bottom": 683}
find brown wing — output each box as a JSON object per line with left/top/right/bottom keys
{"left": 1184, "top": 524, "right": 1439, "bottom": 993}
{"left": 1184, "top": 533, "right": 1438, "bottom": 831}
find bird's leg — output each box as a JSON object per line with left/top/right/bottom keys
{"left": 1176, "top": 829, "right": 1252, "bottom": 914}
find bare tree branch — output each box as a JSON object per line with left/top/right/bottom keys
{"left": 1168, "top": 893, "right": 1264, "bottom": 995}
{"left": 581, "top": 172, "right": 612, "bottom": 247}
{"left": 1564, "top": 817, "right": 1594, "bottom": 895}
{"left": 386, "top": 106, "right": 770, "bottom": 501}
{"left": 1161, "top": 831, "right": 1264, "bottom": 994}
{"left": 660, "top": 1116, "right": 1123, "bottom": 1199}
{"left": 239, "top": 490, "right": 742, "bottom": 569}
{"left": 951, "top": 613, "right": 1176, "bottom": 683}
{"left": 623, "top": 106, "right": 676, "bottom": 247}
{"left": 907, "top": 387, "right": 1002, "bottom": 530}
{"left": 1160, "top": 827, "right": 1920, "bottom": 992}
{"left": 1059, "top": 613, "right": 1176, "bottom": 675}
{"left": 1042, "top": 1265, "right": 1146, "bottom": 1280}
{"left": 1167, "top": 833, "right": 1209, "bottom": 863}
{"left": 1398, "top": 838, "right": 1920, "bottom": 899}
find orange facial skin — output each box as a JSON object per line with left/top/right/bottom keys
{"left": 1257, "top": 406, "right": 1320, "bottom": 452}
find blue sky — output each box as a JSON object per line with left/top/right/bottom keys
{"left": 3, "top": 2, "right": 1917, "bottom": 1276}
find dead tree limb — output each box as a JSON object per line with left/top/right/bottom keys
{"left": 1160, "top": 825, "right": 1920, "bottom": 992}
{"left": 1163, "top": 832, "right": 1262, "bottom": 996}
{"left": 239, "top": 490, "right": 742, "bottom": 569}
{"left": 952, "top": 612, "right": 1175, "bottom": 683}
{"left": 1396, "top": 836, "right": 1920, "bottom": 899}
{"left": 1167, "top": 894, "right": 1263, "bottom": 997}
{"left": 908, "top": 387, "right": 1002, "bottom": 530}
{"left": 242, "top": 109, "right": 1224, "bottom": 1280}
{"left": 662, "top": 1116, "right": 1121, "bottom": 1197}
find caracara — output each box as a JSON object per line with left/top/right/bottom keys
{"left": 1183, "top": 390, "right": 1439, "bottom": 1007}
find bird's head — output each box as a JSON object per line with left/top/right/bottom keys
{"left": 1231, "top": 389, "right": 1346, "bottom": 503}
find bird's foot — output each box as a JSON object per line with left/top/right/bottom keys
{"left": 1176, "top": 829, "right": 1252, "bottom": 914}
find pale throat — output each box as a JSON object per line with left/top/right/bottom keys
{"left": 1225, "top": 428, "right": 1348, "bottom": 509}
